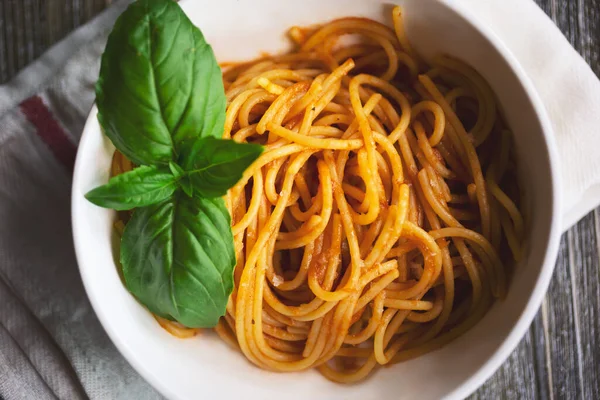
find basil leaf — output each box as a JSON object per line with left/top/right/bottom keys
{"left": 85, "top": 165, "right": 178, "bottom": 210}
{"left": 168, "top": 161, "right": 185, "bottom": 178}
{"left": 179, "top": 176, "right": 195, "bottom": 198}
{"left": 96, "top": 0, "right": 226, "bottom": 166}
{"left": 181, "top": 137, "right": 263, "bottom": 198}
{"left": 120, "top": 194, "right": 235, "bottom": 328}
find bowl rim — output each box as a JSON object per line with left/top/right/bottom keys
{"left": 71, "top": 0, "right": 562, "bottom": 399}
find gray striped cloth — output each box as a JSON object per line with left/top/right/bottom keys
{"left": 0, "top": 1, "right": 161, "bottom": 399}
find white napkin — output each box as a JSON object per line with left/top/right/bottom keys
{"left": 463, "top": 0, "right": 600, "bottom": 231}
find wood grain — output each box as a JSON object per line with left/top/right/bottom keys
{"left": 547, "top": 235, "right": 583, "bottom": 399}
{"left": 571, "top": 213, "right": 600, "bottom": 400}
{"left": 0, "top": 0, "right": 112, "bottom": 83}
{"left": 1, "top": 0, "right": 599, "bottom": 399}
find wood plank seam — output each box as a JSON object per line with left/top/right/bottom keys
{"left": 567, "top": 229, "right": 587, "bottom": 393}
{"left": 541, "top": 298, "right": 555, "bottom": 400}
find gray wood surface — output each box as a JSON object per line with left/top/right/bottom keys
{"left": 1, "top": 0, "right": 599, "bottom": 399}
{"left": 0, "top": 0, "right": 112, "bottom": 83}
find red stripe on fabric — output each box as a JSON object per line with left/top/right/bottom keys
{"left": 19, "top": 95, "right": 77, "bottom": 173}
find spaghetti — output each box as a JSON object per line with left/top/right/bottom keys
{"left": 112, "top": 6, "right": 524, "bottom": 383}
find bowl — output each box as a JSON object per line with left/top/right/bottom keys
{"left": 71, "top": 0, "right": 562, "bottom": 398}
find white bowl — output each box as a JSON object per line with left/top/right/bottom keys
{"left": 72, "top": 0, "right": 562, "bottom": 399}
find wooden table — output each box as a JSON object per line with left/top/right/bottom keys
{"left": 1, "top": 1, "right": 598, "bottom": 398}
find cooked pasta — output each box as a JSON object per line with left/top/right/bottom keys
{"left": 112, "top": 6, "right": 524, "bottom": 383}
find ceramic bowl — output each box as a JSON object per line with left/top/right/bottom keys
{"left": 72, "top": 0, "right": 562, "bottom": 398}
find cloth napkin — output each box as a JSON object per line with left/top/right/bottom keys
{"left": 0, "top": 0, "right": 598, "bottom": 399}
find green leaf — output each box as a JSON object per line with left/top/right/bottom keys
{"left": 168, "top": 161, "right": 185, "bottom": 178}
{"left": 85, "top": 165, "right": 178, "bottom": 210}
{"left": 120, "top": 195, "right": 235, "bottom": 328}
{"left": 179, "top": 176, "right": 194, "bottom": 198}
{"left": 181, "top": 137, "right": 263, "bottom": 198}
{"left": 96, "top": 0, "right": 226, "bottom": 166}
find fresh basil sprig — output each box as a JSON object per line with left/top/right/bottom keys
{"left": 86, "top": 0, "right": 262, "bottom": 328}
